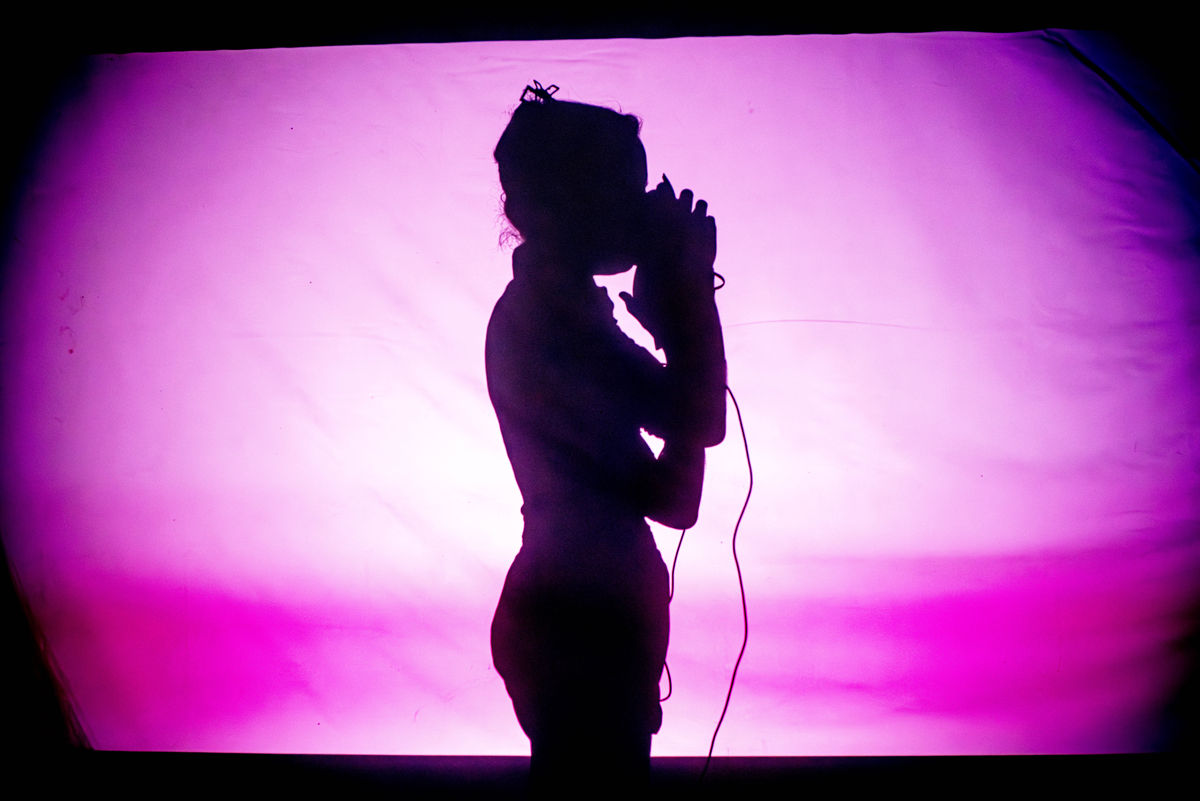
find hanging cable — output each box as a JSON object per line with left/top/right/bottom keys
{"left": 701, "top": 383, "right": 752, "bottom": 781}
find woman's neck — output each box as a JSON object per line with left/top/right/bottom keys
{"left": 513, "top": 242, "right": 598, "bottom": 292}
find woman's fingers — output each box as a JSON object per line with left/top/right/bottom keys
{"left": 678, "top": 189, "right": 711, "bottom": 221}
{"left": 654, "top": 175, "right": 710, "bottom": 219}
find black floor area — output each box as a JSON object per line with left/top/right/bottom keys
{"left": 17, "top": 751, "right": 1182, "bottom": 798}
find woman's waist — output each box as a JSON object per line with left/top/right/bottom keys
{"left": 519, "top": 497, "right": 649, "bottom": 540}
{"left": 512, "top": 513, "right": 667, "bottom": 596}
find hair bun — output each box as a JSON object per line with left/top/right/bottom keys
{"left": 520, "top": 81, "right": 559, "bottom": 104}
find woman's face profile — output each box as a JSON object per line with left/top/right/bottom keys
{"left": 576, "top": 140, "right": 649, "bottom": 275}
{"left": 496, "top": 101, "right": 649, "bottom": 275}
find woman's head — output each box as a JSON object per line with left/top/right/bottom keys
{"left": 495, "top": 92, "right": 648, "bottom": 270}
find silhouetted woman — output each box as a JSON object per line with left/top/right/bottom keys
{"left": 487, "top": 84, "right": 725, "bottom": 792}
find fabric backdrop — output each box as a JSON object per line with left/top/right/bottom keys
{"left": 2, "top": 31, "right": 1197, "bottom": 755}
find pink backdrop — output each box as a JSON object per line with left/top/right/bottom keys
{"left": 2, "top": 31, "right": 1197, "bottom": 754}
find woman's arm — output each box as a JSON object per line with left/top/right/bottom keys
{"left": 641, "top": 319, "right": 722, "bottom": 528}
{"left": 624, "top": 178, "right": 727, "bottom": 526}
{"left": 623, "top": 177, "right": 726, "bottom": 447}
{"left": 659, "top": 294, "right": 726, "bottom": 448}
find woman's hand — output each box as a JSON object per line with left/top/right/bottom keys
{"left": 620, "top": 175, "right": 717, "bottom": 349}
{"left": 648, "top": 174, "right": 717, "bottom": 277}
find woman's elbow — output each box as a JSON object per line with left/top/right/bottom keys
{"left": 648, "top": 501, "right": 699, "bottom": 531}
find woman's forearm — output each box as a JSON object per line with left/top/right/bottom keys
{"left": 662, "top": 296, "right": 726, "bottom": 448}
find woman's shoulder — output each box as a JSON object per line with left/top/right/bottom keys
{"left": 485, "top": 279, "right": 534, "bottom": 346}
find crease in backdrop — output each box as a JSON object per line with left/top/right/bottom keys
{"left": 1, "top": 31, "right": 1197, "bottom": 755}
